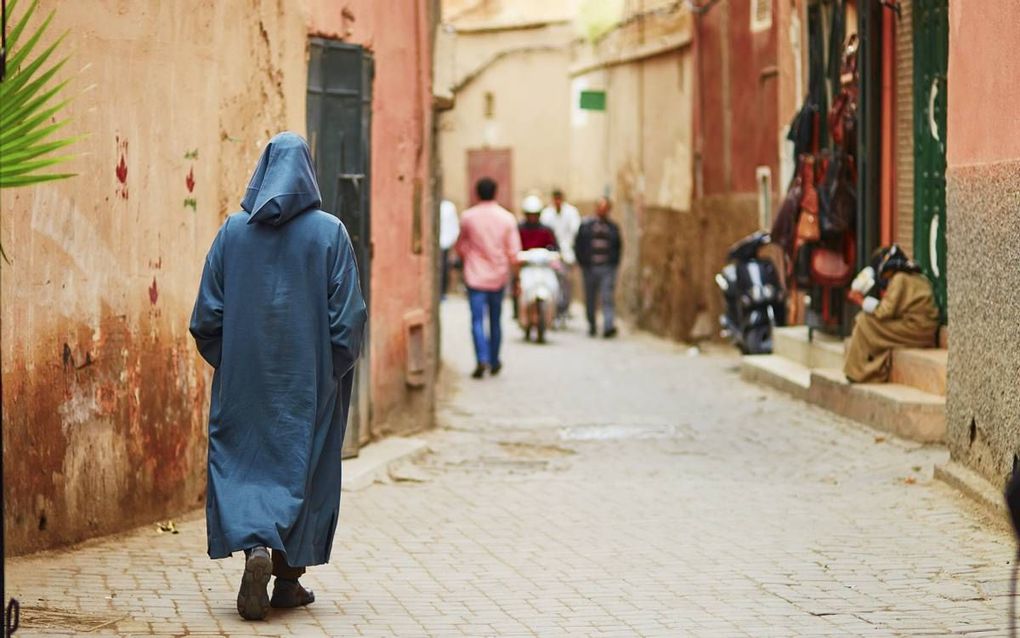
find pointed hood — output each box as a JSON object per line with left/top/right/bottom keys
{"left": 241, "top": 132, "right": 322, "bottom": 226}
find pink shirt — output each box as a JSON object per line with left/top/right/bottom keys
{"left": 455, "top": 201, "right": 521, "bottom": 291}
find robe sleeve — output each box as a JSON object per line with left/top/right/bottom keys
{"left": 873, "top": 273, "right": 906, "bottom": 321}
{"left": 189, "top": 222, "right": 227, "bottom": 368}
{"left": 329, "top": 224, "right": 368, "bottom": 380}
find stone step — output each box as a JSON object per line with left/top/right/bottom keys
{"left": 808, "top": 368, "right": 945, "bottom": 443}
{"left": 890, "top": 348, "right": 948, "bottom": 397}
{"left": 773, "top": 326, "right": 845, "bottom": 370}
{"left": 740, "top": 354, "right": 811, "bottom": 401}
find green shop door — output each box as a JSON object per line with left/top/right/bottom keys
{"left": 913, "top": 0, "right": 948, "bottom": 318}
{"left": 307, "top": 39, "right": 374, "bottom": 458}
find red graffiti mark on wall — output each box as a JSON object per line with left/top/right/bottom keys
{"left": 186, "top": 166, "right": 195, "bottom": 193}
{"left": 148, "top": 277, "right": 159, "bottom": 305}
{"left": 115, "top": 136, "right": 129, "bottom": 199}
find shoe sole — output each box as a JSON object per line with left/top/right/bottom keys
{"left": 237, "top": 552, "right": 272, "bottom": 621}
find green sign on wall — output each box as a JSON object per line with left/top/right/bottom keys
{"left": 579, "top": 90, "right": 606, "bottom": 111}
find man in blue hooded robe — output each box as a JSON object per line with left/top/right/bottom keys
{"left": 190, "top": 132, "right": 367, "bottom": 621}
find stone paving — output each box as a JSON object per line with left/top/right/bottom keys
{"left": 5, "top": 298, "right": 1015, "bottom": 637}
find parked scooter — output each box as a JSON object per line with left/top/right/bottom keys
{"left": 715, "top": 231, "right": 786, "bottom": 354}
{"left": 517, "top": 248, "right": 561, "bottom": 343}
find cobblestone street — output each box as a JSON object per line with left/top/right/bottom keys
{"left": 6, "top": 299, "right": 1014, "bottom": 637}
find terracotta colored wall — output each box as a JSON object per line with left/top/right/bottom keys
{"left": 946, "top": 0, "right": 1020, "bottom": 167}
{"left": 696, "top": 0, "right": 779, "bottom": 197}
{"left": 310, "top": 0, "right": 439, "bottom": 436}
{"left": 944, "top": 0, "right": 1020, "bottom": 486}
{"left": 1, "top": 0, "right": 436, "bottom": 555}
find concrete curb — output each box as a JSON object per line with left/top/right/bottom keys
{"left": 342, "top": 436, "right": 430, "bottom": 492}
{"left": 934, "top": 460, "right": 1008, "bottom": 522}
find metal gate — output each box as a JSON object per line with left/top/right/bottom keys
{"left": 307, "top": 39, "right": 373, "bottom": 458}
{"left": 913, "top": 0, "right": 948, "bottom": 318}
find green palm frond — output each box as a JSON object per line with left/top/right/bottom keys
{"left": 0, "top": 0, "right": 81, "bottom": 189}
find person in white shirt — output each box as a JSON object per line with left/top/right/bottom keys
{"left": 539, "top": 189, "right": 581, "bottom": 320}
{"left": 439, "top": 199, "right": 460, "bottom": 298}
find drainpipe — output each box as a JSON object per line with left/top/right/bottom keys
{"left": 880, "top": 4, "right": 895, "bottom": 246}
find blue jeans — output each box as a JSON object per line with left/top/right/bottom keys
{"left": 582, "top": 265, "right": 617, "bottom": 332}
{"left": 467, "top": 287, "right": 505, "bottom": 367}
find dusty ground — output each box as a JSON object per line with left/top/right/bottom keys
{"left": 5, "top": 298, "right": 1013, "bottom": 637}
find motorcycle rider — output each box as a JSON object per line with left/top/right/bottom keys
{"left": 517, "top": 195, "right": 561, "bottom": 342}
{"left": 520, "top": 195, "right": 559, "bottom": 251}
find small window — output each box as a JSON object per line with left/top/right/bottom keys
{"left": 484, "top": 92, "right": 495, "bottom": 119}
{"left": 750, "top": 0, "right": 773, "bottom": 33}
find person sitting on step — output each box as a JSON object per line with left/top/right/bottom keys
{"left": 844, "top": 245, "right": 940, "bottom": 383}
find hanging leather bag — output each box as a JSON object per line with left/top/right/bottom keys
{"left": 796, "top": 155, "right": 821, "bottom": 243}
{"left": 819, "top": 151, "right": 857, "bottom": 238}
{"left": 771, "top": 158, "right": 805, "bottom": 257}
{"left": 810, "top": 247, "right": 853, "bottom": 287}
{"left": 829, "top": 34, "right": 860, "bottom": 153}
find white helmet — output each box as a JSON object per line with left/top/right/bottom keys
{"left": 521, "top": 194, "right": 543, "bottom": 214}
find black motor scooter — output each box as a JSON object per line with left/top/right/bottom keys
{"left": 715, "top": 231, "right": 786, "bottom": 354}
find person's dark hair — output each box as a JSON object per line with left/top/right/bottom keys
{"left": 552, "top": 189, "right": 564, "bottom": 199}
{"left": 476, "top": 178, "right": 497, "bottom": 201}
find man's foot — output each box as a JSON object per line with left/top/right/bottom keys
{"left": 270, "top": 578, "right": 316, "bottom": 609}
{"left": 603, "top": 327, "right": 618, "bottom": 339}
{"left": 237, "top": 546, "right": 272, "bottom": 621}
{"left": 588, "top": 325, "right": 597, "bottom": 337}
{"left": 471, "top": 364, "right": 487, "bottom": 379}
{"left": 490, "top": 362, "right": 502, "bottom": 375}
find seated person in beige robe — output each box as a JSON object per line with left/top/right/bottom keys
{"left": 844, "top": 246, "right": 940, "bottom": 383}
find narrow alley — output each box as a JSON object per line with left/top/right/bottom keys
{"left": 7, "top": 302, "right": 1010, "bottom": 637}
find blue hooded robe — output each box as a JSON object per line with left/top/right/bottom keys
{"left": 190, "top": 132, "right": 367, "bottom": 567}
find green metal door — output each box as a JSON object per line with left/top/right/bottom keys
{"left": 913, "top": 0, "right": 948, "bottom": 318}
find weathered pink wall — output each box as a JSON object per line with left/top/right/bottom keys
{"left": 308, "top": 0, "right": 438, "bottom": 435}
{"left": 946, "top": 0, "right": 1020, "bottom": 167}
{"left": 696, "top": 1, "right": 779, "bottom": 196}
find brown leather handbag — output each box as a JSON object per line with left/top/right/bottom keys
{"left": 796, "top": 155, "right": 821, "bottom": 243}
{"left": 771, "top": 158, "right": 805, "bottom": 257}
{"left": 810, "top": 247, "right": 852, "bottom": 287}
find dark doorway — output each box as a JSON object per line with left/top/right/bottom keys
{"left": 467, "top": 148, "right": 513, "bottom": 211}
{"left": 307, "top": 38, "right": 373, "bottom": 458}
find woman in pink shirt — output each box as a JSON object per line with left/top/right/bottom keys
{"left": 454, "top": 178, "right": 522, "bottom": 378}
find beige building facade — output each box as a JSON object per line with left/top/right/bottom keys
{"left": 568, "top": 5, "right": 696, "bottom": 332}
{"left": 437, "top": 0, "right": 579, "bottom": 214}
